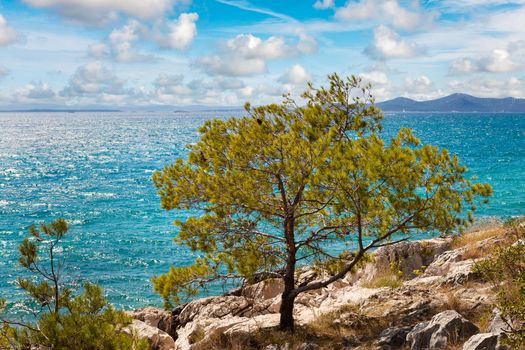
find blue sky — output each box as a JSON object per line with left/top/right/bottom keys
{"left": 0, "top": 0, "right": 524, "bottom": 107}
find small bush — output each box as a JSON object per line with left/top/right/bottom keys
{"left": 188, "top": 327, "right": 206, "bottom": 344}
{"left": 0, "top": 219, "right": 148, "bottom": 350}
{"left": 476, "top": 309, "right": 493, "bottom": 333}
{"left": 445, "top": 291, "right": 463, "bottom": 312}
{"left": 362, "top": 261, "right": 403, "bottom": 289}
{"left": 362, "top": 275, "right": 403, "bottom": 289}
{"left": 473, "top": 219, "right": 525, "bottom": 348}
{"left": 413, "top": 265, "right": 427, "bottom": 276}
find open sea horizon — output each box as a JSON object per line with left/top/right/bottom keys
{"left": 1, "top": 111, "right": 524, "bottom": 314}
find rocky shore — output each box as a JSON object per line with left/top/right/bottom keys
{"left": 127, "top": 224, "right": 519, "bottom": 350}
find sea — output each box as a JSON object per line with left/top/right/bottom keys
{"left": 0, "top": 112, "right": 524, "bottom": 314}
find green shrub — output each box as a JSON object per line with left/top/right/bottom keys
{"left": 0, "top": 219, "right": 148, "bottom": 350}
{"left": 474, "top": 219, "right": 524, "bottom": 348}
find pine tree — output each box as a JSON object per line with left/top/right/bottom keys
{"left": 152, "top": 73, "right": 492, "bottom": 331}
{"left": 0, "top": 219, "right": 148, "bottom": 349}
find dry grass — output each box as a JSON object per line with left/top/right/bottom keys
{"left": 450, "top": 226, "right": 506, "bottom": 262}
{"left": 475, "top": 308, "right": 493, "bottom": 333}
{"left": 451, "top": 227, "right": 505, "bottom": 249}
{"left": 445, "top": 290, "right": 463, "bottom": 312}
{"left": 304, "top": 303, "right": 388, "bottom": 346}
{"left": 460, "top": 245, "right": 487, "bottom": 260}
{"left": 194, "top": 324, "right": 324, "bottom": 350}
{"left": 306, "top": 304, "right": 363, "bottom": 339}
{"left": 187, "top": 327, "right": 206, "bottom": 345}
{"left": 362, "top": 274, "right": 402, "bottom": 289}
{"left": 205, "top": 303, "right": 389, "bottom": 350}
{"left": 361, "top": 265, "right": 403, "bottom": 289}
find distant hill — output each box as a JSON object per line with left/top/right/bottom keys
{"left": 0, "top": 109, "right": 121, "bottom": 113}
{"left": 3, "top": 94, "right": 525, "bottom": 114}
{"left": 0, "top": 105, "right": 243, "bottom": 113}
{"left": 377, "top": 93, "right": 525, "bottom": 112}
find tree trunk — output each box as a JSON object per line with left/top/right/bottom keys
{"left": 279, "top": 290, "right": 296, "bottom": 331}
{"left": 279, "top": 215, "right": 297, "bottom": 332}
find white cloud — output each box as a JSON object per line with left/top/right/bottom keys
{"left": 104, "top": 20, "right": 153, "bottom": 62}
{"left": 335, "top": 0, "right": 432, "bottom": 31}
{"left": 146, "top": 73, "right": 254, "bottom": 106}
{"left": 364, "top": 25, "right": 425, "bottom": 60}
{"left": 434, "top": 0, "right": 525, "bottom": 12}
{"left": 226, "top": 34, "right": 300, "bottom": 59}
{"left": 404, "top": 75, "right": 433, "bottom": 92}
{"left": 198, "top": 55, "right": 266, "bottom": 76}
{"left": 313, "top": 0, "right": 334, "bottom": 10}
{"left": 358, "top": 70, "right": 441, "bottom": 101}
{"left": 450, "top": 40, "right": 525, "bottom": 74}
{"left": 89, "top": 14, "right": 198, "bottom": 62}
{"left": 12, "top": 82, "right": 57, "bottom": 102}
{"left": 187, "top": 77, "right": 246, "bottom": 91}
{"left": 359, "top": 70, "right": 389, "bottom": 86}
{"left": 152, "top": 73, "right": 192, "bottom": 96}
{"left": 279, "top": 64, "right": 312, "bottom": 85}
{"left": 449, "top": 58, "right": 477, "bottom": 74}
{"left": 359, "top": 69, "right": 393, "bottom": 100}
{"left": 198, "top": 33, "right": 317, "bottom": 76}
{"left": 211, "top": 77, "right": 246, "bottom": 90}
{"left": 215, "top": 0, "right": 296, "bottom": 23}
{"left": 154, "top": 73, "right": 184, "bottom": 88}
{"left": 158, "top": 12, "right": 198, "bottom": 50}
{"left": 61, "top": 62, "right": 127, "bottom": 97}
{"left": 22, "top": 0, "right": 191, "bottom": 26}
{"left": 0, "top": 14, "right": 18, "bottom": 46}
{"left": 88, "top": 42, "right": 109, "bottom": 58}
{"left": 403, "top": 75, "right": 441, "bottom": 100}
{"left": 448, "top": 76, "right": 525, "bottom": 98}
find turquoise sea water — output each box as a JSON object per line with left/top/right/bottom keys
{"left": 0, "top": 112, "right": 524, "bottom": 312}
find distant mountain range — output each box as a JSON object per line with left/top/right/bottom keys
{"left": 0, "top": 105, "right": 243, "bottom": 113}
{"left": 2, "top": 93, "right": 525, "bottom": 113}
{"left": 377, "top": 93, "right": 525, "bottom": 112}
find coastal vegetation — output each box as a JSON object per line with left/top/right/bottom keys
{"left": 173, "top": 220, "right": 524, "bottom": 349}
{"left": 0, "top": 219, "right": 147, "bottom": 350}
{"left": 474, "top": 218, "right": 525, "bottom": 347}
{"left": 151, "top": 73, "right": 492, "bottom": 331}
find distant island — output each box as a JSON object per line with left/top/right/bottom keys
{"left": 377, "top": 93, "right": 525, "bottom": 113}
{"left": 0, "top": 108, "right": 122, "bottom": 113}
{"left": 2, "top": 93, "right": 525, "bottom": 113}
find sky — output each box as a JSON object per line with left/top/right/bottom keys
{"left": 0, "top": 0, "right": 525, "bottom": 108}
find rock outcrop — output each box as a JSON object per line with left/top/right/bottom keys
{"left": 462, "top": 332, "right": 508, "bottom": 350}
{"left": 369, "top": 238, "right": 450, "bottom": 280}
{"left": 128, "top": 306, "right": 177, "bottom": 337}
{"left": 126, "top": 320, "right": 176, "bottom": 350}
{"left": 406, "top": 310, "right": 479, "bottom": 349}
{"left": 129, "top": 230, "right": 515, "bottom": 350}
{"left": 377, "top": 326, "right": 412, "bottom": 348}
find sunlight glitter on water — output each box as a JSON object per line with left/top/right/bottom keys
{"left": 0, "top": 111, "right": 524, "bottom": 312}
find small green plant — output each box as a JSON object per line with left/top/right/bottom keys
{"left": 419, "top": 242, "right": 434, "bottom": 258}
{"left": 0, "top": 219, "right": 148, "bottom": 350}
{"left": 474, "top": 219, "right": 524, "bottom": 348}
{"left": 188, "top": 327, "right": 206, "bottom": 344}
{"left": 389, "top": 260, "right": 403, "bottom": 279}
{"left": 362, "top": 260, "right": 404, "bottom": 289}
{"left": 362, "top": 262, "right": 403, "bottom": 289}
{"left": 476, "top": 309, "right": 493, "bottom": 333}
{"left": 413, "top": 265, "right": 427, "bottom": 277}
{"left": 362, "top": 275, "right": 403, "bottom": 289}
